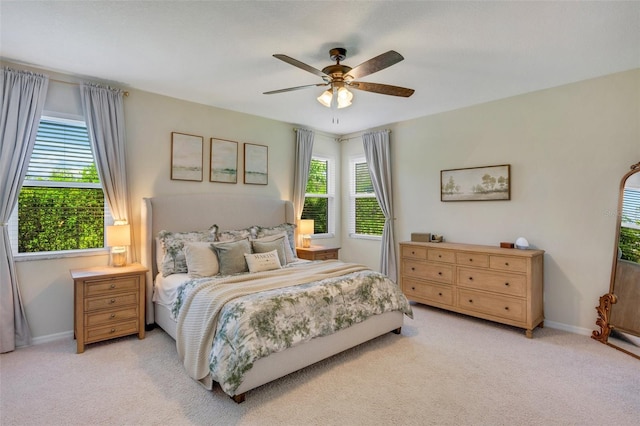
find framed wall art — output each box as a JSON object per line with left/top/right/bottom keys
{"left": 171, "top": 132, "right": 203, "bottom": 181}
{"left": 244, "top": 143, "right": 268, "bottom": 185}
{"left": 210, "top": 138, "right": 238, "bottom": 183}
{"left": 441, "top": 164, "right": 510, "bottom": 201}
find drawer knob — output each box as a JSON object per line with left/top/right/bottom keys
{"left": 505, "top": 262, "right": 509, "bottom": 266}
{"left": 504, "top": 282, "right": 510, "bottom": 286}
{"left": 411, "top": 267, "right": 415, "bottom": 271}
{"left": 468, "top": 277, "right": 473, "bottom": 281}
{"left": 438, "top": 272, "right": 442, "bottom": 275}
{"left": 411, "top": 287, "right": 416, "bottom": 290}
{"left": 411, "top": 251, "right": 415, "bottom": 255}
{"left": 504, "top": 307, "right": 510, "bottom": 311}
{"left": 468, "top": 299, "right": 473, "bottom": 303}
{"left": 438, "top": 292, "right": 443, "bottom": 296}
{"left": 110, "top": 313, "right": 116, "bottom": 318}
{"left": 110, "top": 328, "right": 116, "bottom": 333}
{"left": 110, "top": 284, "right": 116, "bottom": 289}
{"left": 438, "top": 255, "right": 442, "bottom": 258}
{"left": 109, "top": 299, "right": 116, "bottom": 304}
{"left": 469, "top": 258, "right": 473, "bottom": 262}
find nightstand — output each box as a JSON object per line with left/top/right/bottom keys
{"left": 71, "top": 263, "right": 147, "bottom": 353}
{"left": 296, "top": 246, "right": 340, "bottom": 261}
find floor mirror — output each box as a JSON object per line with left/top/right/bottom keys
{"left": 593, "top": 161, "right": 640, "bottom": 360}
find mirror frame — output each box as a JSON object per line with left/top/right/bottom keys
{"left": 592, "top": 161, "right": 640, "bottom": 359}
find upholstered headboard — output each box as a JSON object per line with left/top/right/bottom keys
{"left": 141, "top": 193, "right": 295, "bottom": 324}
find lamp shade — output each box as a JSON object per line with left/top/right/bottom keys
{"left": 299, "top": 219, "right": 314, "bottom": 236}
{"left": 107, "top": 224, "right": 131, "bottom": 247}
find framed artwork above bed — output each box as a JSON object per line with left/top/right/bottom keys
{"left": 210, "top": 138, "right": 238, "bottom": 183}
{"left": 244, "top": 143, "right": 268, "bottom": 185}
{"left": 171, "top": 132, "right": 203, "bottom": 182}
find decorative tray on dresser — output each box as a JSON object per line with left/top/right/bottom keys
{"left": 399, "top": 241, "right": 544, "bottom": 338}
{"left": 71, "top": 263, "right": 147, "bottom": 353}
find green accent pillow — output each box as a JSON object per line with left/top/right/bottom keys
{"left": 252, "top": 235, "right": 287, "bottom": 266}
{"left": 211, "top": 238, "right": 252, "bottom": 275}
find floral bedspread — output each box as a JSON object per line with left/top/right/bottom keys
{"left": 172, "top": 262, "right": 413, "bottom": 396}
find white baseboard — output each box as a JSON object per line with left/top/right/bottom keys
{"left": 545, "top": 320, "right": 594, "bottom": 337}
{"left": 27, "top": 330, "right": 74, "bottom": 347}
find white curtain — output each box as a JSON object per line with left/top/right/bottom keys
{"left": 362, "top": 130, "right": 397, "bottom": 282}
{"left": 80, "top": 83, "right": 133, "bottom": 259}
{"left": 292, "top": 128, "right": 315, "bottom": 226}
{"left": 0, "top": 68, "right": 49, "bottom": 352}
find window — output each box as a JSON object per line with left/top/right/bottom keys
{"left": 301, "top": 156, "right": 334, "bottom": 237}
{"left": 349, "top": 157, "right": 385, "bottom": 238}
{"left": 9, "top": 116, "right": 111, "bottom": 255}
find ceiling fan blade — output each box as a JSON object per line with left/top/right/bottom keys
{"left": 263, "top": 83, "right": 328, "bottom": 95}
{"left": 348, "top": 81, "right": 415, "bottom": 97}
{"left": 273, "top": 54, "right": 328, "bottom": 78}
{"left": 346, "top": 50, "right": 404, "bottom": 80}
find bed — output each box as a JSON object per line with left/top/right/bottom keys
{"left": 141, "top": 192, "right": 411, "bottom": 403}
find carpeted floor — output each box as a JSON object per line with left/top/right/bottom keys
{"left": 1, "top": 303, "right": 639, "bottom": 426}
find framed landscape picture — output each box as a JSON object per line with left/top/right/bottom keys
{"left": 441, "top": 164, "right": 510, "bottom": 201}
{"left": 210, "top": 138, "right": 238, "bottom": 183}
{"left": 244, "top": 143, "right": 268, "bottom": 185}
{"left": 171, "top": 132, "right": 203, "bottom": 181}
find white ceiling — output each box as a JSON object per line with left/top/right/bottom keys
{"left": 1, "top": 1, "right": 639, "bottom": 135}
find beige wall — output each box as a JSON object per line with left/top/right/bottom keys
{"left": 6, "top": 60, "right": 639, "bottom": 341}
{"left": 342, "top": 69, "right": 640, "bottom": 334}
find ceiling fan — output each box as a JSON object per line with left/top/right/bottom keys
{"left": 264, "top": 47, "right": 415, "bottom": 109}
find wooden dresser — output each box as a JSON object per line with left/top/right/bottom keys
{"left": 71, "top": 263, "right": 147, "bottom": 353}
{"left": 400, "top": 241, "right": 544, "bottom": 337}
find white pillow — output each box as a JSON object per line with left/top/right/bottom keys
{"left": 183, "top": 242, "right": 219, "bottom": 278}
{"left": 244, "top": 250, "right": 282, "bottom": 273}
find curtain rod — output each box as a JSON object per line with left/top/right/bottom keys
{"left": 50, "top": 78, "right": 129, "bottom": 96}
{"left": 294, "top": 127, "right": 391, "bottom": 142}
{"left": 337, "top": 129, "right": 391, "bottom": 143}
{"left": 293, "top": 127, "right": 340, "bottom": 140}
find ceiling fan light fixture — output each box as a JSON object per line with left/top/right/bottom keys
{"left": 317, "top": 87, "right": 353, "bottom": 109}
{"left": 336, "top": 87, "right": 353, "bottom": 109}
{"left": 317, "top": 89, "right": 333, "bottom": 107}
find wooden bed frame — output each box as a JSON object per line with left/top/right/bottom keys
{"left": 140, "top": 192, "right": 404, "bottom": 402}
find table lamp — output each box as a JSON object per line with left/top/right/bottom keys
{"left": 299, "top": 219, "right": 314, "bottom": 248}
{"left": 107, "top": 224, "right": 131, "bottom": 267}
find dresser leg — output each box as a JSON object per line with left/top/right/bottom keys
{"left": 525, "top": 329, "right": 533, "bottom": 339}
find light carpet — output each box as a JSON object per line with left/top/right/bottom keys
{"left": 1, "top": 303, "right": 639, "bottom": 426}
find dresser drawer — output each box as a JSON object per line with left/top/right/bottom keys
{"left": 84, "top": 292, "right": 138, "bottom": 312}
{"left": 403, "top": 260, "right": 453, "bottom": 284}
{"left": 427, "top": 249, "right": 455, "bottom": 263}
{"left": 402, "top": 245, "right": 427, "bottom": 260}
{"left": 458, "top": 289, "right": 526, "bottom": 322}
{"left": 489, "top": 256, "right": 528, "bottom": 273}
{"left": 403, "top": 278, "right": 453, "bottom": 305}
{"left": 456, "top": 252, "right": 490, "bottom": 268}
{"left": 85, "top": 320, "right": 139, "bottom": 343}
{"left": 457, "top": 267, "right": 526, "bottom": 297}
{"left": 85, "top": 306, "right": 139, "bottom": 327}
{"left": 85, "top": 276, "right": 140, "bottom": 297}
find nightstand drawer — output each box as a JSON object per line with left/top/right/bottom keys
{"left": 85, "top": 320, "right": 139, "bottom": 343}
{"left": 85, "top": 276, "right": 140, "bottom": 297}
{"left": 85, "top": 306, "right": 139, "bottom": 327}
{"left": 84, "top": 292, "right": 138, "bottom": 312}
{"left": 314, "top": 250, "right": 338, "bottom": 260}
